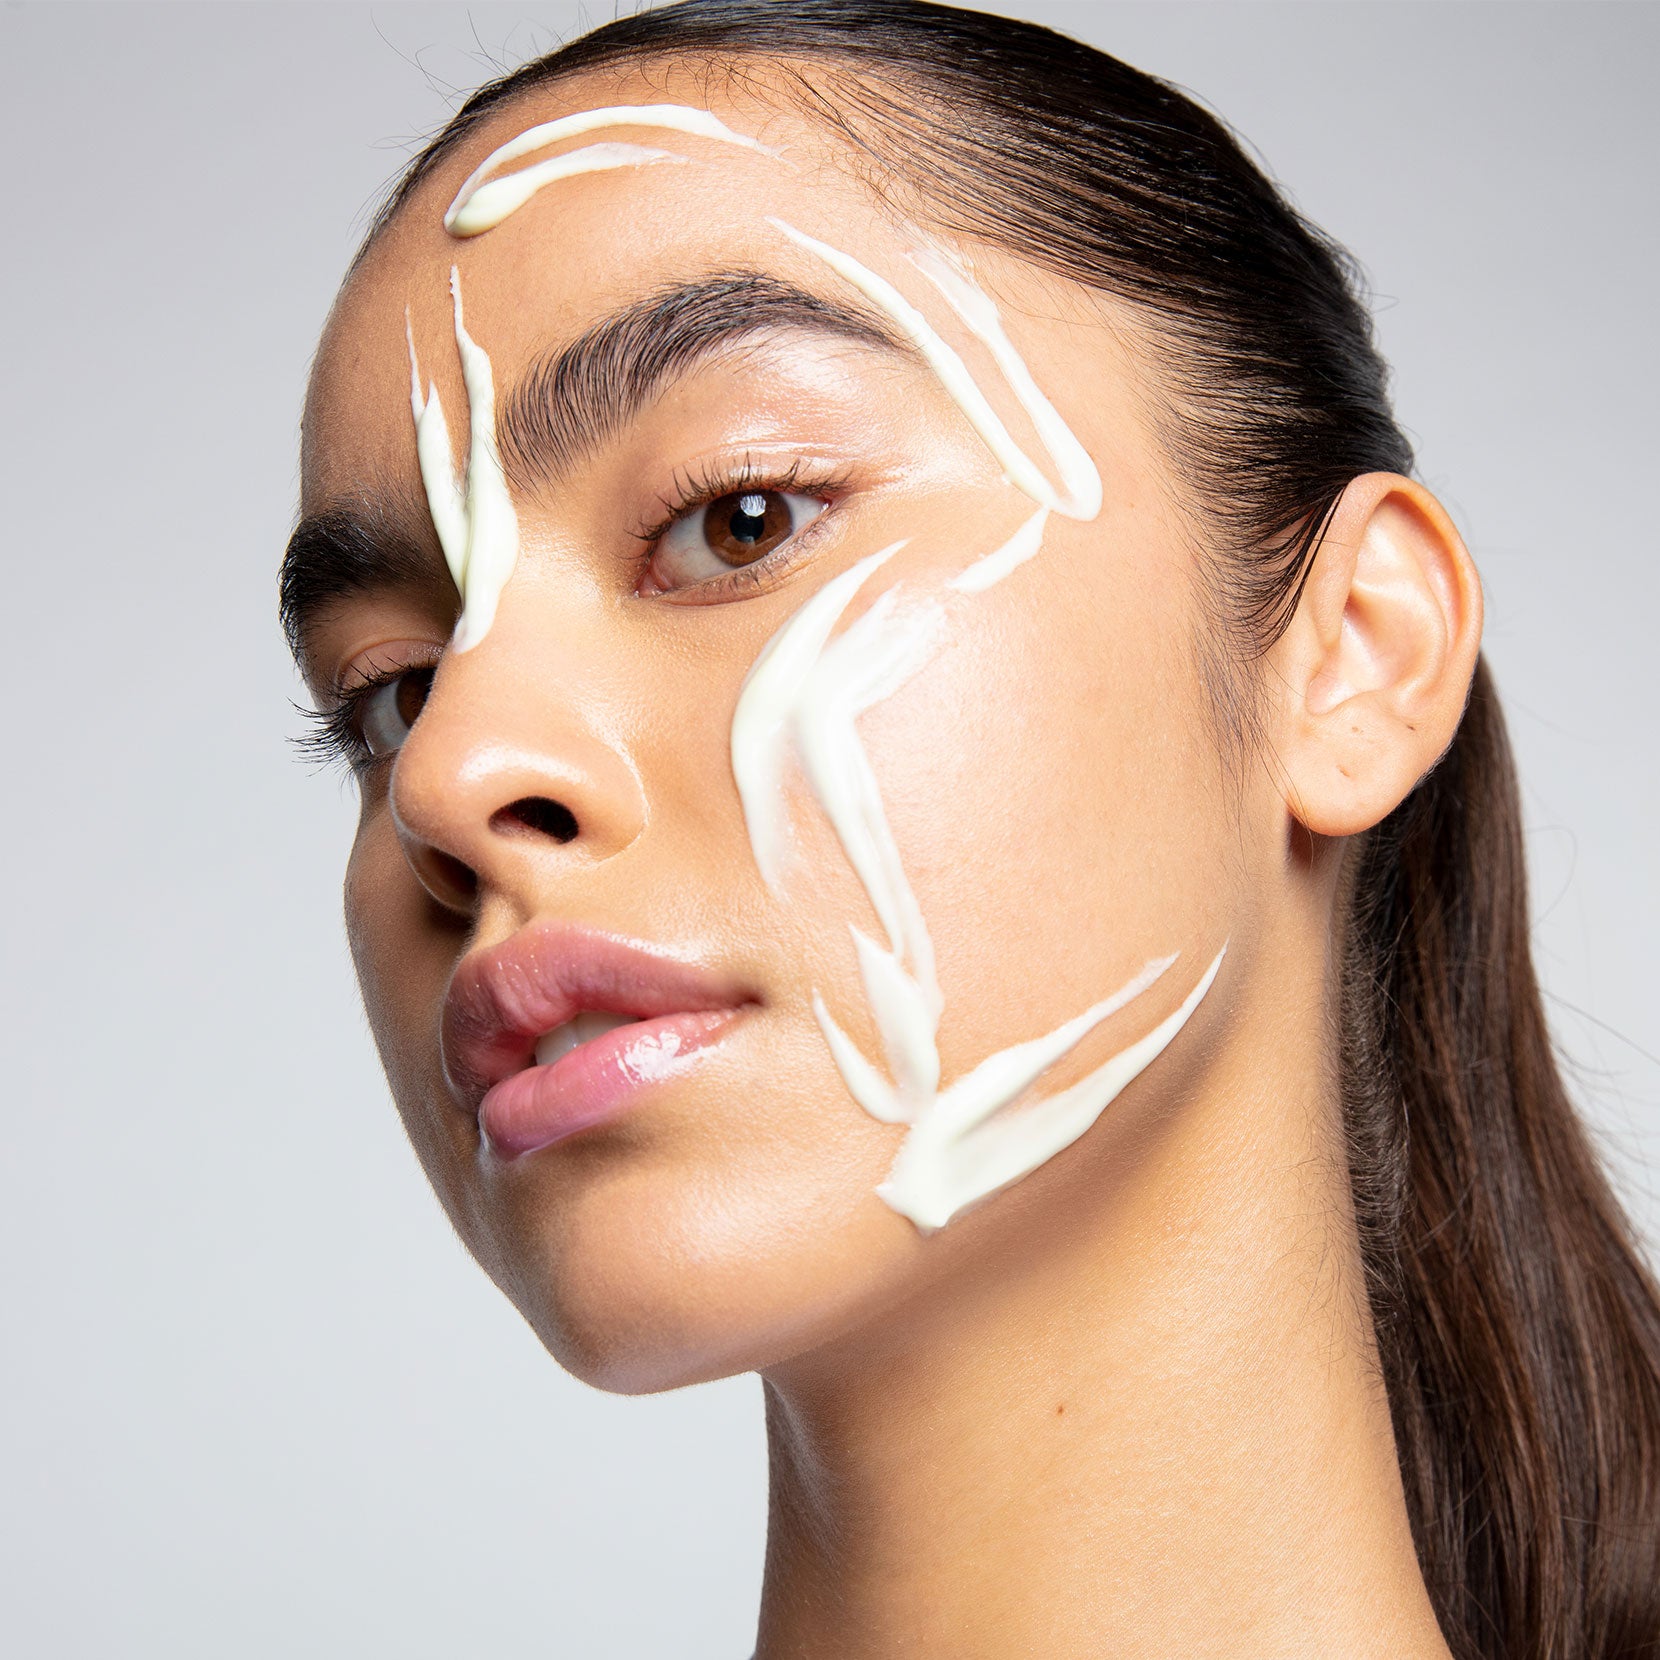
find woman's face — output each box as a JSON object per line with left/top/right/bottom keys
{"left": 297, "top": 70, "right": 1264, "bottom": 1392}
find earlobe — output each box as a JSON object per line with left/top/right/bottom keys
{"left": 1270, "top": 473, "right": 1483, "bottom": 839}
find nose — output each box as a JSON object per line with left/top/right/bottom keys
{"left": 387, "top": 621, "right": 648, "bottom": 917}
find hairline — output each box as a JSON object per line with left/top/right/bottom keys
{"left": 349, "top": 51, "right": 939, "bottom": 277}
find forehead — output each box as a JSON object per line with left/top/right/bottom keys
{"left": 301, "top": 62, "right": 1160, "bottom": 525}
{"left": 304, "top": 73, "right": 856, "bottom": 490}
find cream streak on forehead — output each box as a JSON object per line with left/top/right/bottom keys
{"left": 443, "top": 103, "right": 781, "bottom": 236}
{"left": 448, "top": 142, "right": 686, "bottom": 238}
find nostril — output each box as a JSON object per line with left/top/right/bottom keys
{"left": 431, "top": 850, "right": 478, "bottom": 902}
{"left": 494, "top": 796, "right": 579, "bottom": 844}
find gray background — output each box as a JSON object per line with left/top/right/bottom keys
{"left": 3, "top": 3, "right": 1655, "bottom": 1654}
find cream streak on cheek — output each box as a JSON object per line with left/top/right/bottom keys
{"left": 731, "top": 541, "right": 948, "bottom": 1123}
{"left": 730, "top": 536, "right": 1228, "bottom": 1231}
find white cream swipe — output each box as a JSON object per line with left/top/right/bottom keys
{"left": 879, "top": 946, "right": 1227, "bottom": 1232}
{"left": 730, "top": 541, "right": 906, "bottom": 890}
{"left": 406, "top": 314, "right": 467, "bottom": 591}
{"left": 447, "top": 142, "right": 686, "bottom": 237}
{"left": 909, "top": 244, "right": 1102, "bottom": 520}
{"left": 444, "top": 103, "right": 779, "bottom": 235}
{"left": 948, "top": 507, "right": 1048, "bottom": 594}
{"left": 732, "top": 547, "right": 944, "bottom": 1124}
{"left": 769, "top": 219, "right": 1104, "bottom": 525}
{"left": 732, "top": 543, "right": 948, "bottom": 1123}
{"left": 792, "top": 588, "right": 944, "bottom": 1002}
{"left": 404, "top": 268, "right": 520, "bottom": 652}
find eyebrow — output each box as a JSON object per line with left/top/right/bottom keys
{"left": 278, "top": 493, "right": 449, "bottom": 683}
{"left": 496, "top": 270, "right": 909, "bottom": 493}
{"left": 280, "top": 272, "right": 908, "bottom": 679}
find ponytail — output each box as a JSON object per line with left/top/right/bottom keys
{"left": 1345, "top": 658, "right": 1660, "bottom": 1656}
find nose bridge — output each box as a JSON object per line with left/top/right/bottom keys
{"left": 389, "top": 593, "right": 648, "bottom": 911}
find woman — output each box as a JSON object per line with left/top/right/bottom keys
{"left": 280, "top": 2, "right": 1660, "bottom": 1654}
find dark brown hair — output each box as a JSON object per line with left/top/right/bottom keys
{"left": 354, "top": 4, "right": 1660, "bottom": 1652}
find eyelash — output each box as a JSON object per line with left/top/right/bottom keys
{"left": 290, "top": 656, "right": 439, "bottom": 779}
{"left": 631, "top": 455, "right": 851, "bottom": 600}
{"left": 295, "top": 458, "right": 854, "bottom": 776}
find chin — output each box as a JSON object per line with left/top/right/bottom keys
{"left": 459, "top": 1131, "right": 922, "bottom": 1395}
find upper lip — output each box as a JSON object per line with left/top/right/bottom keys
{"left": 441, "top": 920, "right": 755, "bottom": 1111}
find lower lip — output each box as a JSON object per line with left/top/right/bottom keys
{"left": 477, "top": 1008, "right": 743, "bottom": 1158}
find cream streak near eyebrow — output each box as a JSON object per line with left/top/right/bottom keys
{"left": 768, "top": 218, "right": 1089, "bottom": 517}
{"left": 406, "top": 101, "right": 1223, "bottom": 1228}
{"left": 407, "top": 314, "right": 467, "bottom": 590}
{"left": 404, "top": 268, "right": 520, "bottom": 653}
{"left": 907, "top": 241, "right": 1103, "bottom": 519}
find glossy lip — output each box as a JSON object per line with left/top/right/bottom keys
{"left": 441, "top": 921, "right": 757, "bottom": 1157}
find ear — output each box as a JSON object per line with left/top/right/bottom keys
{"left": 1269, "top": 473, "right": 1483, "bottom": 838}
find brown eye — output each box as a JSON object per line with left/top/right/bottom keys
{"left": 650, "top": 487, "right": 828, "bottom": 591}
{"left": 358, "top": 665, "right": 435, "bottom": 757}
{"left": 705, "top": 491, "right": 796, "bottom": 565}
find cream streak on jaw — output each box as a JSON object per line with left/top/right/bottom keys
{"left": 405, "top": 103, "right": 1224, "bottom": 1229}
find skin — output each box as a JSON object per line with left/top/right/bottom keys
{"left": 297, "top": 64, "right": 1480, "bottom": 1660}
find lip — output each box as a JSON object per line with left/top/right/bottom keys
{"left": 442, "top": 921, "right": 756, "bottom": 1158}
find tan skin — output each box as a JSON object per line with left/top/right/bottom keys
{"left": 297, "top": 67, "right": 1480, "bottom": 1660}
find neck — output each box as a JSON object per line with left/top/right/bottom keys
{"left": 751, "top": 965, "right": 1452, "bottom": 1660}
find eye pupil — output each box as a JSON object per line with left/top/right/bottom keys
{"left": 708, "top": 490, "right": 792, "bottom": 566}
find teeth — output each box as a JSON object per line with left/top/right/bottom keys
{"left": 534, "top": 1010, "right": 635, "bottom": 1068}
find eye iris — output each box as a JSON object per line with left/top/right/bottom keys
{"left": 707, "top": 490, "right": 792, "bottom": 566}
{"left": 395, "top": 666, "right": 433, "bottom": 730}
{"left": 359, "top": 666, "right": 435, "bottom": 758}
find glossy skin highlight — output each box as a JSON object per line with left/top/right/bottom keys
{"left": 297, "top": 65, "right": 1479, "bottom": 1660}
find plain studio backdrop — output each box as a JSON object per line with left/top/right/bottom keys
{"left": 2, "top": 3, "right": 1655, "bottom": 1654}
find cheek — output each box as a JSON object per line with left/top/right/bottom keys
{"left": 342, "top": 803, "right": 475, "bottom": 1186}
{"left": 837, "top": 515, "right": 1233, "bottom": 1077}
